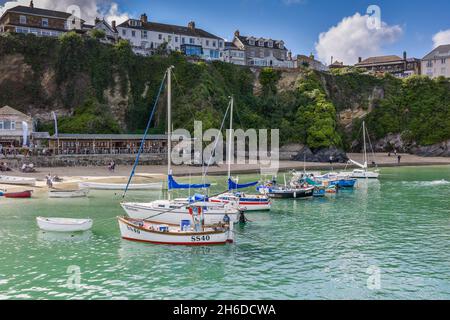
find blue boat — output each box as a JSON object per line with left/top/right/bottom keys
{"left": 329, "top": 179, "right": 357, "bottom": 189}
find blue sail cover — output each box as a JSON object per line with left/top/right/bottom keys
{"left": 228, "top": 178, "right": 259, "bottom": 191}
{"left": 168, "top": 175, "right": 211, "bottom": 191}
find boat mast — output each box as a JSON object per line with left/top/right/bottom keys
{"left": 167, "top": 66, "right": 174, "bottom": 197}
{"left": 227, "top": 96, "right": 234, "bottom": 180}
{"left": 363, "top": 121, "right": 367, "bottom": 171}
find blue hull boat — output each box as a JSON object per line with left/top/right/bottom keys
{"left": 330, "top": 179, "right": 357, "bottom": 189}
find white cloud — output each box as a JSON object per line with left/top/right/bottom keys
{"left": 315, "top": 13, "right": 403, "bottom": 65}
{"left": 0, "top": 0, "right": 130, "bottom": 24}
{"left": 432, "top": 29, "right": 450, "bottom": 48}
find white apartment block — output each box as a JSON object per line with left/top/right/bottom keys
{"left": 422, "top": 45, "right": 450, "bottom": 78}
{"left": 116, "top": 14, "right": 224, "bottom": 60}
{"left": 221, "top": 42, "right": 246, "bottom": 65}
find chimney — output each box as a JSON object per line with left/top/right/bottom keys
{"left": 112, "top": 20, "right": 116, "bottom": 30}
{"left": 234, "top": 30, "right": 240, "bottom": 37}
{"left": 95, "top": 17, "right": 101, "bottom": 24}
{"left": 140, "top": 13, "right": 148, "bottom": 23}
{"left": 403, "top": 51, "right": 407, "bottom": 60}
{"left": 331, "top": 56, "right": 334, "bottom": 65}
{"left": 29, "top": 0, "right": 34, "bottom": 8}
{"left": 288, "top": 51, "right": 292, "bottom": 61}
{"left": 188, "top": 21, "right": 195, "bottom": 30}
{"left": 358, "top": 57, "right": 362, "bottom": 63}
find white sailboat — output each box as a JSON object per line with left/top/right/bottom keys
{"left": 345, "top": 121, "right": 380, "bottom": 179}
{"left": 209, "top": 96, "right": 271, "bottom": 211}
{"left": 78, "top": 181, "right": 162, "bottom": 190}
{"left": 121, "top": 66, "right": 241, "bottom": 225}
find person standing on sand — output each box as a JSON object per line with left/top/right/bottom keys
{"left": 398, "top": 155, "right": 402, "bottom": 165}
{"left": 46, "top": 174, "right": 53, "bottom": 189}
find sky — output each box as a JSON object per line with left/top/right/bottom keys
{"left": 1, "top": 0, "right": 450, "bottom": 64}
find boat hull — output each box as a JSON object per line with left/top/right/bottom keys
{"left": 36, "top": 217, "right": 93, "bottom": 232}
{"left": 268, "top": 188, "right": 314, "bottom": 199}
{"left": 121, "top": 202, "right": 239, "bottom": 225}
{"left": 48, "top": 189, "right": 89, "bottom": 198}
{"left": 4, "top": 190, "right": 32, "bottom": 198}
{"left": 118, "top": 217, "right": 233, "bottom": 246}
{"left": 0, "top": 175, "right": 36, "bottom": 186}
{"left": 209, "top": 194, "right": 271, "bottom": 211}
{"left": 349, "top": 172, "right": 380, "bottom": 179}
{"left": 78, "top": 182, "right": 163, "bottom": 191}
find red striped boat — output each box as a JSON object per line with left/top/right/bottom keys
{"left": 4, "top": 190, "right": 33, "bottom": 199}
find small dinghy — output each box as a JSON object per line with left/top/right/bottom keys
{"left": 48, "top": 189, "right": 89, "bottom": 198}
{"left": 79, "top": 182, "right": 162, "bottom": 191}
{"left": 0, "top": 175, "right": 36, "bottom": 186}
{"left": 3, "top": 190, "right": 33, "bottom": 198}
{"left": 36, "top": 217, "right": 93, "bottom": 232}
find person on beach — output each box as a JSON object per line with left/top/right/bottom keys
{"left": 398, "top": 155, "right": 402, "bottom": 165}
{"left": 46, "top": 174, "right": 53, "bottom": 188}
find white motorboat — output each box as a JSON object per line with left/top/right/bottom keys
{"left": 36, "top": 217, "right": 93, "bottom": 232}
{"left": 121, "top": 200, "right": 240, "bottom": 225}
{"left": 48, "top": 189, "right": 89, "bottom": 198}
{"left": 78, "top": 182, "right": 163, "bottom": 190}
{"left": 0, "top": 175, "right": 36, "bottom": 186}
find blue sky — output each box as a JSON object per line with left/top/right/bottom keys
{"left": 2, "top": 0, "right": 450, "bottom": 63}
{"left": 110, "top": 0, "right": 450, "bottom": 63}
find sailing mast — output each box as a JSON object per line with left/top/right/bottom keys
{"left": 227, "top": 96, "right": 234, "bottom": 179}
{"left": 363, "top": 121, "right": 367, "bottom": 171}
{"left": 167, "top": 66, "right": 174, "bottom": 197}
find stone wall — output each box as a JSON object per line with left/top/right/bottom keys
{"left": 1, "top": 154, "right": 167, "bottom": 168}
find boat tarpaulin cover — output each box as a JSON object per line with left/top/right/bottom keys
{"left": 168, "top": 175, "right": 211, "bottom": 190}
{"left": 228, "top": 178, "right": 259, "bottom": 190}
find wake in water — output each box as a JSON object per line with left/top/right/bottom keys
{"left": 402, "top": 180, "right": 450, "bottom": 187}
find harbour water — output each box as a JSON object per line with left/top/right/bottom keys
{"left": 0, "top": 166, "right": 449, "bottom": 300}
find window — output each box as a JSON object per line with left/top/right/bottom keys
{"left": 213, "top": 41, "right": 216, "bottom": 47}
{"left": 182, "top": 37, "right": 185, "bottom": 44}
{"left": 122, "top": 29, "right": 126, "bottom": 36}
{"left": 168, "top": 35, "right": 172, "bottom": 42}
{"left": 268, "top": 41, "right": 273, "bottom": 48}
{"left": 427, "top": 61, "right": 433, "bottom": 68}
{"left": 42, "top": 18, "right": 48, "bottom": 27}
{"left": 0, "top": 121, "right": 3, "bottom": 130}
{"left": 131, "top": 30, "right": 136, "bottom": 37}
{"left": 189, "top": 38, "right": 195, "bottom": 44}
{"left": 258, "top": 40, "right": 264, "bottom": 47}
{"left": 158, "top": 34, "right": 162, "bottom": 40}
{"left": 249, "top": 39, "right": 255, "bottom": 45}
{"left": 175, "top": 37, "right": 178, "bottom": 43}
{"left": 219, "top": 41, "right": 223, "bottom": 48}
{"left": 0, "top": 120, "right": 14, "bottom": 130}
{"left": 11, "top": 121, "right": 15, "bottom": 130}
{"left": 142, "top": 30, "right": 147, "bottom": 39}
{"left": 442, "top": 58, "right": 447, "bottom": 64}
{"left": 206, "top": 40, "right": 209, "bottom": 46}
{"left": 19, "top": 15, "right": 27, "bottom": 24}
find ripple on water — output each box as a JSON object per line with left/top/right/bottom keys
{"left": 0, "top": 167, "right": 450, "bottom": 299}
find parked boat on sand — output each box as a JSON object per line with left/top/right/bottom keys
{"left": 0, "top": 175, "right": 36, "bottom": 186}
{"left": 3, "top": 190, "right": 33, "bottom": 198}
{"left": 48, "top": 189, "right": 89, "bottom": 198}
{"left": 79, "top": 182, "right": 162, "bottom": 191}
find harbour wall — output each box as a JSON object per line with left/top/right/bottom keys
{"left": 1, "top": 154, "right": 167, "bottom": 168}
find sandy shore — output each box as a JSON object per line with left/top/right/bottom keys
{"left": 1, "top": 153, "right": 449, "bottom": 193}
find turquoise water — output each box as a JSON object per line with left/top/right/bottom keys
{"left": 0, "top": 166, "right": 449, "bottom": 300}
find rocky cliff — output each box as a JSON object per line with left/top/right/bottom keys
{"left": 1, "top": 33, "right": 449, "bottom": 157}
